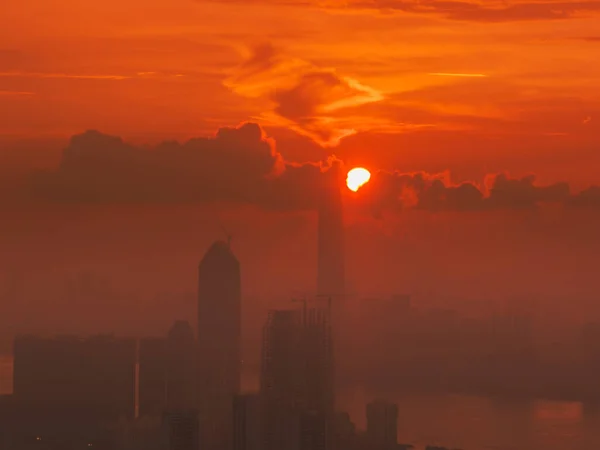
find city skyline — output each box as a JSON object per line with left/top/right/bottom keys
{"left": 4, "top": 228, "right": 600, "bottom": 449}
{"left": 2, "top": 0, "right": 600, "bottom": 449}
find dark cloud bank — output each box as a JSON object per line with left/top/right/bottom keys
{"left": 24, "top": 122, "right": 600, "bottom": 213}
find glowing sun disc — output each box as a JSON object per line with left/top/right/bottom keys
{"left": 346, "top": 167, "right": 371, "bottom": 192}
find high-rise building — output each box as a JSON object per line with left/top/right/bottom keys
{"left": 331, "top": 412, "right": 356, "bottom": 450}
{"left": 302, "top": 307, "right": 335, "bottom": 417}
{"left": 197, "top": 240, "right": 241, "bottom": 450}
{"left": 316, "top": 163, "right": 345, "bottom": 383}
{"left": 261, "top": 309, "right": 302, "bottom": 450}
{"left": 138, "top": 321, "right": 196, "bottom": 419}
{"left": 166, "top": 321, "right": 196, "bottom": 411}
{"left": 13, "top": 334, "right": 136, "bottom": 420}
{"left": 139, "top": 337, "right": 168, "bottom": 418}
{"left": 317, "top": 162, "right": 345, "bottom": 299}
{"left": 162, "top": 410, "right": 199, "bottom": 450}
{"left": 233, "top": 393, "right": 262, "bottom": 450}
{"left": 299, "top": 307, "right": 334, "bottom": 450}
{"left": 13, "top": 335, "right": 83, "bottom": 410}
{"left": 260, "top": 306, "right": 334, "bottom": 450}
{"left": 85, "top": 335, "right": 137, "bottom": 420}
{"left": 365, "top": 400, "right": 398, "bottom": 449}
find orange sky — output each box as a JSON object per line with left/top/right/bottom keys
{"left": 3, "top": 0, "right": 600, "bottom": 344}
{"left": 2, "top": 0, "right": 599, "bottom": 185}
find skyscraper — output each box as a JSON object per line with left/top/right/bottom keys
{"left": 233, "top": 393, "right": 262, "bottom": 450}
{"left": 317, "top": 162, "right": 345, "bottom": 299}
{"left": 260, "top": 306, "right": 334, "bottom": 450}
{"left": 317, "top": 163, "right": 345, "bottom": 394}
{"left": 197, "top": 240, "right": 241, "bottom": 450}
{"left": 138, "top": 321, "right": 196, "bottom": 419}
{"left": 299, "top": 307, "right": 335, "bottom": 450}
{"left": 138, "top": 337, "right": 167, "bottom": 418}
{"left": 261, "top": 310, "right": 302, "bottom": 450}
{"left": 162, "top": 410, "right": 200, "bottom": 450}
{"left": 365, "top": 400, "right": 398, "bottom": 449}
{"left": 166, "top": 320, "right": 196, "bottom": 411}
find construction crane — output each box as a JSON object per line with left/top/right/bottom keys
{"left": 291, "top": 290, "right": 308, "bottom": 320}
{"left": 290, "top": 291, "right": 354, "bottom": 322}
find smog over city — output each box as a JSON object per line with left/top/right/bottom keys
{"left": 1, "top": 1, "right": 600, "bottom": 449}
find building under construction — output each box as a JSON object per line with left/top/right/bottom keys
{"left": 260, "top": 300, "right": 334, "bottom": 450}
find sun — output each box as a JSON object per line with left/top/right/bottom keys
{"left": 346, "top": 167, "right": 371, "bottom": 192}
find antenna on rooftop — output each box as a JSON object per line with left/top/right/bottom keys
{"left": 219, "top": 222, "right": 233, "bottom": 247}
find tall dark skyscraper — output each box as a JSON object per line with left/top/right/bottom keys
{"left": 233, "top": 393, "right": 262, "bottom": 450}
{"left": 260, "top": 306, "right": 334, "bottom": 450}
{"left": 261, "top": 309, "right": 302, "bottom": 450}
{"left": 317, "top": 162, "right": 345, "bottom": 299}
{"left": 197, "top": 240, "right": 241, "bottom": 450}
{"left": 317, "top": 163, "right": 345, "bottom": 393}
{"left": 162, "top": 410, "right": 200, "bottom": 450}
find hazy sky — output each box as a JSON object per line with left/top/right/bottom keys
{"left": 2, "top": 0, "right": 599, "bottom": 181}
{"left": 1, "top": 0, "right": 600, "bottom": 338}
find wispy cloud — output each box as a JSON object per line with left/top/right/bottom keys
{"left": 207, "top": 0, "right": 600, "bottom": 22}
{"left": 0, "top": 90, "right": 34, "bottom": 96}
{"left": 429, "top": 73, "right": 487, "bottom": 78}
{"left": 0, "top": 72, "right": 130, "bottom": 80}
{"left": 224, "top": 43, "right": 385, "bottom": 147}
{"left": 0, "top": 71, "right": 192, "bottom": 81}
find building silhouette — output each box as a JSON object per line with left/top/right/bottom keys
{"left": 138, "top": 337, "right": 167, "bottom": 418}
{"left": 13, "top": 334, "right": 136, "bottom": 420}
{"left": 8, "top": 335, "right": 135, "bottom": 448}
{"left": 261, "top": 309, "right": 303, "bottom": 450}
{"left": 138, "top": 320, "right": 196, "bottom": 419}
{"left": 197, "top": 240, "right": 241, "bottom": 450}
{"left": 366, "top": 400, "right": 399, "bottom": 449}
{"left": 166, "top": 320, "right": 196, "bottom": 411}
{"left": 260, "top": 305, "right": 334, "bottom": 450}
{"left": 162, "top": 410, "right": 199, "bottom": 450}
{"left": 233, "top": 393, "right": 262, "bottom": 450}
{"left": 331, "top": 412, "right": 357, "bottom": 450}
{"left": 317, "top": 163, "right": 345, "bottom": 382}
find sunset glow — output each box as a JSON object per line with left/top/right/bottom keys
{"left": 2, "top": 2, "right": 600, "bottom": 446}
{"left": 346, "top": 167, "right": 371, "bottom": 192}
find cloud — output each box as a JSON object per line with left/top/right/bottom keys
{"left": 357, "top": 170, "right": 572, "bottom": 215}
{"left": 224, "top": 43, "right": 384, "bottom": 147}
{"left": 376, "top": 0, "right": 600, "bottom": 22}
{"left": 0, "top": 90, "right": 34, "bottom": 96}
{"left": 0, "top": 72, "right": 130, "bottom": 80}
{"left": 0, "top": 71, "right": 193, "bottom": 81}
{"left": 211, "top": 0, "right": 600, "bottom": 22}
{"left": 32, "top": 123, "right": 283, "bottom": 205}
{"left": 9, "top": 122, "right": 598, "bottom": 214}
{"left": 486, "top": 174, "right": 570, "bottom": 209}
{"left": 569, "top": 186, "right": 600, "bottom": 207}
{"left": 29, "top": 123, "right": 335, "bottom": 210}
{"left": 429, "top": 73, "right": 487, "bottom": 78}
